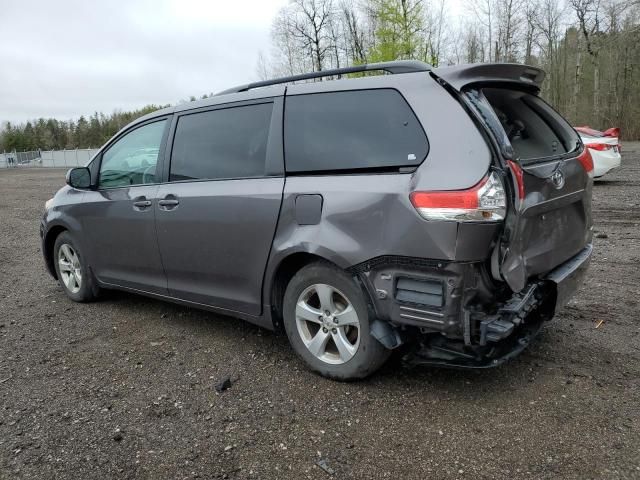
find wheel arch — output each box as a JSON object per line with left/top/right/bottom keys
{"left": 43, "top": 225, "right": 68, "bottom": 279}
{"left": 267, "top": 251, "right": 347, "bottom": 331}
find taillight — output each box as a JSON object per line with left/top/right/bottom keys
{"left": 507, "top": 160, "right": 525, "bottom": 201}
{"left": 410, "top": 172, "right": 506, "bottom": 222}
{"left": 585, "top": 143, "right": 613, "bottom": 151}
{"left": 577, "top": 148, "right": 594, "bottom": 176}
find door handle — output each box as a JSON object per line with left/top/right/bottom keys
{"left": 133, "top": 197, "right": 152, "bottom": 210}
{"left": 158, "top": 195, "right": 179, "bottom": 210}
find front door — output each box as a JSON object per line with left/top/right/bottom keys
{"left": 155, "top": 100, "right": 284, "bottom": 316}
{"left": 81, "top": 118, "right": 169, "bottom": 293}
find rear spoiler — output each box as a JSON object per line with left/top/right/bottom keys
{"left": 432, "top": 63, "right": 545, "bottom": 92}
{"left": 575, "top": 126, "right": 620, "bottom": 138}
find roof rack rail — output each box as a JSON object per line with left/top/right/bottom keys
{"left": 215, "top": 60, "right": 431, "bottom": 96}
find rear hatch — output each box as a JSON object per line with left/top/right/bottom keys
{"left": 432, "top": 64, "right": 593, "bottom": 292}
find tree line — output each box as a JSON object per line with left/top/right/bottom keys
{"left": 3, "top": 0, "right": 638, "bottom": 151}
{"left": 259, "top": 0, "right": 640, "bottom": 139}
{"left": 0, "top": 106, "right": 165, "bottom": 153}
{"left": 0, "top": 92, "right": 214, "bottom": 153}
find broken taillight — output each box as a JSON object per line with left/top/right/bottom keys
{"left": 507, "top": 160, "right": 525, "bottom": 201}
{"left": 410, "top": 172, "right": 506, "bottom": 222}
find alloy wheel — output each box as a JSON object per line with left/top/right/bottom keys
{"left": 295, "top": 283, "right": 360, "bottom": 365}
{"left": 58, "top": 244, "right": 82, "bottom": 294}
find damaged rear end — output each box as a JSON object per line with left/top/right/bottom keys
{"left": 374, "top": 64, "right": 594, "bottom": 368}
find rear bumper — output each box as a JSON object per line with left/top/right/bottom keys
{"left": 592, "top": 150, "right": 621, "bottom": 177}
{"left": 545, "top": 243, "right": 592, "bottom": 311}
{"left": 404, "top": 319, "right": 544, "bottom": 369}
{"left": 351, "top": 257, "right": 480, "bottom": 337}
{"left": 359, "top": 245, "right": 592, "bottom": 368}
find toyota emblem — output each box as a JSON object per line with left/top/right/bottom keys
{"left": 551, "top": 170, "right": 565, "bottom": 189}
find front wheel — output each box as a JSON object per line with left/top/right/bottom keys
{"left": 53, "top": 231, "right": 99, "bottom": 302}
{"left": 282, "top": 262, "right": 390, "bottom": 380}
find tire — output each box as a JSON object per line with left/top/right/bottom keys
{"left": 282, "top": 261, "right": 390, "bottom": 380}
{"left": 53, "top": 231, "right": 99, "bottom": 302}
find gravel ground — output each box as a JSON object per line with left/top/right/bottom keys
{"left": 1, "top": 147, "right": 639, "bottom": 480}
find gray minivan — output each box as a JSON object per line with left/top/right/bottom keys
{"left": 41, "top": 61, "right": 593, "bottom": 379}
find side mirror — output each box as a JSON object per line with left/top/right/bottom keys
{"left": 66, "top": 167, "right": 91, "bottom": 189}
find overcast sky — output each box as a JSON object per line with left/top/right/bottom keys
{"left": 1, "top": 0, "right": 467, "bottom": 126}
{"left": 0, "top": 0, "right": 289, "bottom": 125}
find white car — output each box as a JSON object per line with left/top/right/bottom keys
{"left": 575, "top": 126, "right": 621, "bottom": 178}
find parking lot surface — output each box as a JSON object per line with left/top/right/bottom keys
{"left": 1, "top": 147, "right": 639, "bottom": 479}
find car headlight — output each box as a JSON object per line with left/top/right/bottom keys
{"left": 45, "top": 198, "right": 54, "bottom": 210}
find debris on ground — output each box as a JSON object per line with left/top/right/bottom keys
{"left": 316, "top": 459, "right": 335, "bottom": 476}
{"left": 215, "top": 376, "right": 234, "bottom": 393}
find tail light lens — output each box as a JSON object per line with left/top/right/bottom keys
{"left": 507, "top": 160, "right": 525, "bottom": 201}
{"left": 585, "top": 143, "right": 613, "bottom": 151}
{"left": 577, "top": 148, "right": 594, "bottom": 176}
{"left": 410, "top": 172, "right": 506, "bottom": 222}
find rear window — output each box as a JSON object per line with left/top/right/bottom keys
{"left": 170, "top": 102, "right": 273, "bottom": 182}
{"left": 478, "top": 88, "right": 579, "bottom": 162}
{"left": 284, "top": 89, "right": 428, "bottom": 173}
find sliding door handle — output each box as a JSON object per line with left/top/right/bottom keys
{"left": 158, "top": 195, "right": 180, "bottom": 210}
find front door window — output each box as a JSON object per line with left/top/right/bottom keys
{"left": 99, "top": 120, "right": 166, "bottom": 188}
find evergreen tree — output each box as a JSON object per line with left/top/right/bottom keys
{"left": 0, "top": 104, "right": 170, "bottom": 151}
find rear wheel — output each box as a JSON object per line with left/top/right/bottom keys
{"left": 53, "top": 231, "right": 99, "bottom": 302}
{"left": 282, "top": 262, "right": 390, "bottom": 380}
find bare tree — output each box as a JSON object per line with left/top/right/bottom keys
{"left": 424, "top": 0, "right": 447, "bottom": 66}
{"left": 258, "top": 0, "right": 640, "bottom": 138}
{"left": 495, "top": 0, "right": 525, "bottom": 61}
{"left": 287, "top": 0, "right": 334, "bottom": 72}
{"left": 340, "top": 0, "right": 368, "bottom": 64}
{"left": 470, "top": 0, "right": 495, "bottom": 60}
{"left": 534, "top": 0, "right": 567, "bottom": 106}
{"left": 571, "top": 0, "right": 602, "bottom": 120}
{"left": 468, "top": 27, "right": 484, "bottom": 62}
{"left": 271, "top": 8, "right": 310, "bottom": 76}
{"left": 523, "top": 1, "right": 540, "bottom": 64}
{"left": 255, "top": 51, "right": 270, "bottom": 80}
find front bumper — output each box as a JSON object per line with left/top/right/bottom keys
{"left": 40, "top": 218, "right": 57, "bottom": 279}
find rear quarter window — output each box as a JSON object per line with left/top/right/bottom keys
{"left": 284, "top": 89, "right": 428, "bottom": 173}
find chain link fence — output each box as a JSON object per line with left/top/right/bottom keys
{"left": 0, "top": 149, "right": 99, "bottom": 169}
